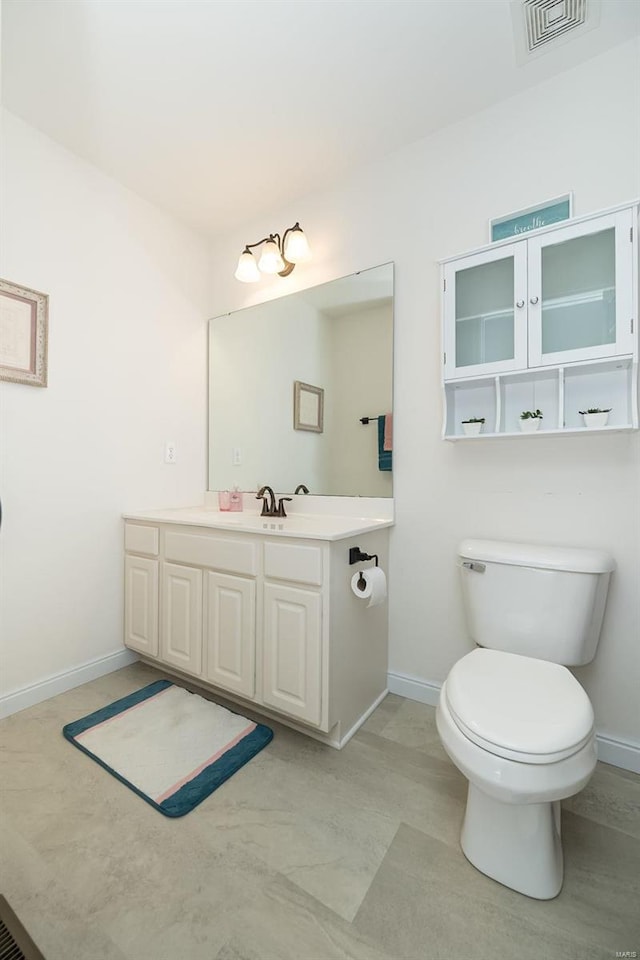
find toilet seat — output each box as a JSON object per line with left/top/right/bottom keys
{"left": 445, "top": 649, "right": 595, "bottom": 764}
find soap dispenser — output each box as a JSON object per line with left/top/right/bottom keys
{"left": 229, "top": 486, "right": 243, "bottom": 512}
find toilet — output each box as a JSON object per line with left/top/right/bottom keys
{"left": 436, "top": 538, "right": 615, "bottom": 900}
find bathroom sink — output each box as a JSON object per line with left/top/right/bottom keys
{"left": 228, "top": 513, "right": 391, "bottom": 538}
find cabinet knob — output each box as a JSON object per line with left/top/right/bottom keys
{"left": 530, "top": 296, "right": 539, "bottom": 305}
{"left": 516, "top": 300, "right": 525, "bottom": 308}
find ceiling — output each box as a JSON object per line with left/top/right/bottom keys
{"left": 2, "top": 0, "right": 638, "bottom": 239}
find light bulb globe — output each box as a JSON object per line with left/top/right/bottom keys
{"left": 284, "top": 225, "right": 312, "bottom": 264}
{"left": 234, "top": 250, "right": 260, "bottom": 283}
{"left": 258, "top": 239, "right": 285, "bottom": 274}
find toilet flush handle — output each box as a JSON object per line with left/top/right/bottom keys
{"left": 460, "top": 561, "right": 486, "bottom": 573}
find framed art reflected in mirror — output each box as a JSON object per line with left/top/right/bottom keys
{"left": 294, "top": 380, "right": 324, "bottom": 433}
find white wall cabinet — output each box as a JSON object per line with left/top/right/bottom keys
{"left": 526, "top": 210, "right": 635, "bottom": 368}
{"left": 443, "top": 241, "right": 529, "bottom": 380}
{"left": 441, "top": 203, "right": 638, "bottom": 439}
{"left": 123, "top": 521, "right": 389, "bottom": 749}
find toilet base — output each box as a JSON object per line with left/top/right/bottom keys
{"left": 461, "top": 783, "right": 563, "bottom": 900}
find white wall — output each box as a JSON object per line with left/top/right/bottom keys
{"left": 208, "top": 40, "right": 640, "bottom": 748}
{"left": 0, "top": 110, "right": 210, "bottom": 697}
{"left": 326, "top": 303, "right": 393, "bottom": 497}
{"left": 209, "top": 295, "right": 330, "bottom": 494}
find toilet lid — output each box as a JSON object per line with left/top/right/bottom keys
{"left": 445, "top": 649, "right": 594, "bottom": 761}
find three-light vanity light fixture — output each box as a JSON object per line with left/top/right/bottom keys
{"left": 234, "top": 222, "right": 312, "bottom": 282}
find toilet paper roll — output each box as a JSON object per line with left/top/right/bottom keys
{"left": 350, "top": 567, "right": 387, "bottom": 608}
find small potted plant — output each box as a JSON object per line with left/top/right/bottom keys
{"left": 579, "top": 407, "right": 611, "bottom": 428}
{"left": 519, "top": 409, "right": 543, "bottom": 433}
{"left": 461, "top": 417, "right": 485, "bottom": 436}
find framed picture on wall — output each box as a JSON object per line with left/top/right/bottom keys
{"left": 0, "top": 279, "right": 49, "bottom": 387}
{"left": 293, "top": 380, "right": 324, "bottom": 433}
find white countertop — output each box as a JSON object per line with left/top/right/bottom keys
{"left": 123, "top": 506, "right": 394, "bottom": 541}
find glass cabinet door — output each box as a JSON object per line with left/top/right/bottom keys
{"left": 527, "top": 209, "right": 635, "bottom": 367}
{"left": 443, "top": 242, "right": 528, "bottom": 380}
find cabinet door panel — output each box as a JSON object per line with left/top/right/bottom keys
{"left": 204, "top": 571, "right": 256, "bottom": 698}
{"left": 161, "top": 563, "right": 202, "bottom": 675}
{"left": 444, "top": 242, "right": 528, "bottom": 380}
{"left": 262, "top": 583, "right": 321, "bottom": 726}
{"left": 125, "top": 556, "right": 158, "bottom": 656}
{"left": 528, "top": 209, "right": 635, "bottom": 366}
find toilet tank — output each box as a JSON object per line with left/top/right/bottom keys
{"left": 458, "top": 539, "right": 615, "bottom": 666}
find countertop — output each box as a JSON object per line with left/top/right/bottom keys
{"left": 123, "top": 506, "right": 394, "bottom": 541}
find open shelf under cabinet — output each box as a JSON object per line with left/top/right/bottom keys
{"left": 443, "top": 356, "right": 638, "bottom": 440}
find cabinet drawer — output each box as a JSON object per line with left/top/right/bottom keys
{"left": 124, "top": 523, "right": 159, "bottom": 557}
{"left": 264, "top": 541, "right": 323, "bottom": 586}
{"left": 164, "top": 531, "right": 257, "bottom": 576}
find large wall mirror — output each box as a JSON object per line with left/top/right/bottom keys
{"left": 208, "top": 263, "right": 393, "bottom": 497}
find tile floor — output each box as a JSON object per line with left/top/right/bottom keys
{"left": 0, "top": 662, "right": 638, "bottom": 960}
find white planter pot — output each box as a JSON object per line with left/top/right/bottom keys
{"left": 582, "top": 412, "right": 609, "bottom": 428}
{"left": 462, "top": 421, "right": 483, "bottom": 436}
{"left": 519, "top": 418, "right": 542, "bottom": 433}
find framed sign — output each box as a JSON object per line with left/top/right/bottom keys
{"left": 490, "top": 194, "right": 573, "bottom": 242}
{"left": 293, "top": 380, "right": 324, "bottom": 433}
{"left": 0, "top": 279, "right": 49, "bottom": 387}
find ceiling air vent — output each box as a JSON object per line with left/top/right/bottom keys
{"left": 512, "top": 0, "right": 601, "bottom": 61}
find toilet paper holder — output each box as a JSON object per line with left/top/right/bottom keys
{"left": 349, "top": 546, "right": 379, "bottom": 567}
{"left": 349, "top": 546, "right": 379, "bottom": 591}
{"left": 349, "top": 547, "right": 378, "bottom": 590}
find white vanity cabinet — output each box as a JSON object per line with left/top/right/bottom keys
{"left": 161, "top": 562, "right": 203, "bottom": 676}
{"left": 262, "top": 582, "right": 322, "bottom": 725}
{"left": 442, "top": 202, "right": 639, "bottom": 438}
{"left": 205, "top": 570, "right": 256, "bottom": 698}
{"left": 261, "top": 539, "right": 323, "bottom": 725}
{"left": 123, "top": 518, "right": 389, "bottom": 748}
{"left": 159, "top": 528, "right": 257, "bottom": 691}
{"left": 124, "top": 524, "right": 159, "bottom": 657}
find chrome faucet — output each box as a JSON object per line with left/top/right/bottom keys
{"left": 256, "top": 485, "right": 277, "bottom": 516}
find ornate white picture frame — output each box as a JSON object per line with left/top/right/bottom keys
{"left": 0, "top": 279, "right": 49, "bottom": 387}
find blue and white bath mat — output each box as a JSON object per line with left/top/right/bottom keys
{"left": 63, "top": 680, "right": 273, "bottom": 817}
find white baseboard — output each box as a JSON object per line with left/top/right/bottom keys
{"left": 387, "top": 671, "right": 640, "bottom": 774}
{"left": 337, "top": 688, "right": 389, "bottom": 749}
{"left": 595, "top": 733, "right": 640, "bottom": 774}
{"left": 0, "top": 649, "right": 139, "bottom": 720}
{"left": 387, "top": 670, "right": 442, "bottom": 706}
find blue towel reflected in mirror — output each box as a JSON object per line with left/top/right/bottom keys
{"left": 378, "top": 415, "right": 392, "bottom": 472}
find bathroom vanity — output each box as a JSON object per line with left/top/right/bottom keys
{"left": 123, "top": 507, "right": 391, "bottom": 748}
{"left": 124, "top": 262, "right": 396, "bottom": 746}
